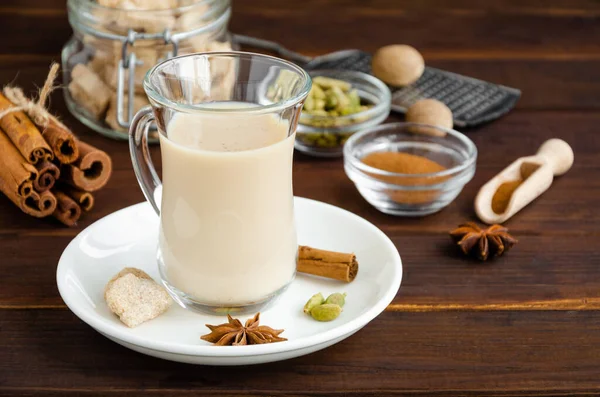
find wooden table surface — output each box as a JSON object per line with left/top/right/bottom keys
{"left": 2, "top": 0, "right": 600, "bottom": 395}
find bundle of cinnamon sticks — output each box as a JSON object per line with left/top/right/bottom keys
{"left": 0, "top": 76, "right": 112, "bottom": 226}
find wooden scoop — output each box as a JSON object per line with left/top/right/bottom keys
{"left": 475, "top": 139, "right": 574, "bottom": 224}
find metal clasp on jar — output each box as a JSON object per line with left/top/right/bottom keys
{"left": 85, "top": 6, "right": 231, "bottom": 130}
{"left": 116, "top": 29, "right": 178, "bottom": 129}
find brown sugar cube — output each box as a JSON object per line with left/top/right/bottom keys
{"left": 104, "top": 267, "right": 172, "bottom": 328}
{"left": 93, "top": 1, "right": 177, "bottom": 34}
{"left": 68, "top": 63, "right": 112, "bottom": 119}
{"left": 176, "top": 4, "right": 211, "bottom": 52}
{"left": 96, "top": 0, "right": 124, "bottom": 7}
{"left": 112, "top": 1, "right": 177, "bottom": 32}
{"left": 177, "top": 0, "right": 200, "bottom": 6}
{"left": 128, "top": 0, "right": 178, "bottom": 9}
{"left": 98, "top": 0, "right": 178, "bottom": 10}
{"left": 86, "top": 50, "right": 116, "bottom": 77}
{"left": 116, "top": 12, "right": 176, "bottom": 33}
{"left": 207, "top": 41, "right": 234, "bottom": 79}
{"left": 179, "top": 41, "right": 234, "bottom": 102}
{"left": 209, "top": 65, "right": 235, "bottom": 101}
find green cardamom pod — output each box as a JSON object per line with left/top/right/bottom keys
{"left": 314, "top": 98, "right": 326, "bottom": 110}
{"left": 303, "top": 95, "right": 315, "bottom": 112}
{"left": 303, "top": 292, "right": 324, "bottom": 314}
{"left": 313, "top": 76, "right": 352, "bottom": 92}
{"left": 308, "top": 109, "right": 328, "bottom": 117}
{"left": 325, "top": 90, "right": 338, "bottom": 109}
{"left": 310, "top": 303, "right": 342, "bottom": 322}
{"left": 331, "top": 86, "right": 351, "bottom": 112}
{"left": 325, "top": 292, "right": 346, "bottom": 307}
{"left": 312, "top": 84, "right": 327, "bottom": 99}
{"left": 348, "top": 89, "right": 360, "bottom": 108}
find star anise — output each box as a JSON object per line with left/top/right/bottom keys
{"left": 450, "top": 222, "right": 518, "bottom": 261}
{"left": 201, "top": 312, "right": 287, "bottom": 346}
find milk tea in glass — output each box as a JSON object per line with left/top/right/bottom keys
{"left": 129, "top": 52, "right": 311, "bottom": 314}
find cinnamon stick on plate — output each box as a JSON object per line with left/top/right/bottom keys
{"left": 0, "top": 92, "right": 53, "bottom": 164}
{"left": 40, "top": 117, "right": 79, "bottom": 164}
{"left": 0, "top": 129, "right": 56, "bottom": 217}
{"left": 59, "top": 184, "right": 94, "bottom": 211}
{"left": 34, "top": 160, "right": 60, "bottom": 192}
{"left": 61, "top": 140, "right": 112, "bottom": 191}
{"left": 297, "top": 246, "right": 359, "bottom": 282}
{"left": 52, "top": 189, "right": 81, "bottom": 227}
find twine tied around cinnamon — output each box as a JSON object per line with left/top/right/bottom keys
{"left": 0, "top": 62, "right": 60, "bottom": 127}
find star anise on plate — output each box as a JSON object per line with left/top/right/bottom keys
{"left": 201, "top": 312, "right": 287, "bottom": 346}
{"left": 449, "top": 222, "right": 518, "bottom": 261}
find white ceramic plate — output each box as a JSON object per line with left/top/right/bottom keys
{"left": 56, "top": 197, "right": 402, "bottom": 365}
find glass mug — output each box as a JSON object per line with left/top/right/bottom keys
{"left": 129, "top": 52, "right": 311, "bottom": 314}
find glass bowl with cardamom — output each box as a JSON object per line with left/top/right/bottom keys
{"left": 296, "top": 70, "right": 391, "bottom": 157}
{"left": 343, "top": 122, "right": 477, "bottom": 216}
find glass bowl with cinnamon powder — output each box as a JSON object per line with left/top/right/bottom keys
{"left": 344, "top": 122, "right": 477, "bottom": 216}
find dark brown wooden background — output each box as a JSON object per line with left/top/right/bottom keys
{"left": 1, "top": 0, "right": 600, "bottom": 395}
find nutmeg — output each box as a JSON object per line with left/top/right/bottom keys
{"left": 371, "top": 44, "right": 425, "bottom": 87}
{"left": 405, "top": 99, "right": 453, "bottom": 137}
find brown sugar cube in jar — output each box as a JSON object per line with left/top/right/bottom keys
{"left": 68, "top": 63, "right": 112, "bottom": 119}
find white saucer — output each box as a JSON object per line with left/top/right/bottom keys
{"left": 56, "top": 197, "right": 402, "bottom": 365}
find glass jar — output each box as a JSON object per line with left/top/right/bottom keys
{"left": 62, "top": 0, "right": 232, "bottom": 140}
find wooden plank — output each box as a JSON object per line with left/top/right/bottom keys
{"left": 232, "top": 0, "right": 600, "bottom": 11}
{"left": 0, "top": 1, "right": 598, "bottom": 395}
{"left": 2, "top": 92, "right": 597, "bottom": 234}
{"left": 3, "top": 153, "right": 598, "bottom": 235}
{"left": 1, "top": 233, "right": 599, "bottom": 308}
{"left": 391, "top": 232, "right": 600, "bottom": 306}
{"left": 0, "top": 79, "right": 596, "bottom": 309}
{"left": 7, "top": 0, "right": 600, "bottom": 11}
{"left": 2, "top": 53, "right": 600, "bottom": 112}
{"left": 1, "top": 2, "right": 600, "bottom": 61}
{"left": 229, "top": 3, "right": 600, "bottom": 57}
{"left": 0, "top": 107, "right": 597, "bottom": 307}
{"left": 390, "top": 298, "right": 600, "bottom": 312}
{"left": 1, "top": 310, "right": 600, "bottom": 395}
{"left": 426, "top": 60, "right": 600, "bottom": 110}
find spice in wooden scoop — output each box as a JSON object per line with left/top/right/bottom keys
{"left": 361, "top": 151, "right": 448, "bottom": 204}
{"left": 491, "top": 162, "right": 540, "bottom": 214}
{"left": 475, "top": 139, "right": 573, "bottom": 225}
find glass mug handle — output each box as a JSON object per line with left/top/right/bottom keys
{"left": 129, "top": 106, "right": 161, "bottom": 216}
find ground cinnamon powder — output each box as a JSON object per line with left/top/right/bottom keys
{"left": 491, "top": 180, "right": 522, "bottom": 214}
{"left": 362, "top": 152, "right": 447, "bottom": 174}
{"left": 361, "top": 152, "right": 448, "bottom": 204}
{"left": 491, "top": 161, "right": 540, "bottom": 214}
